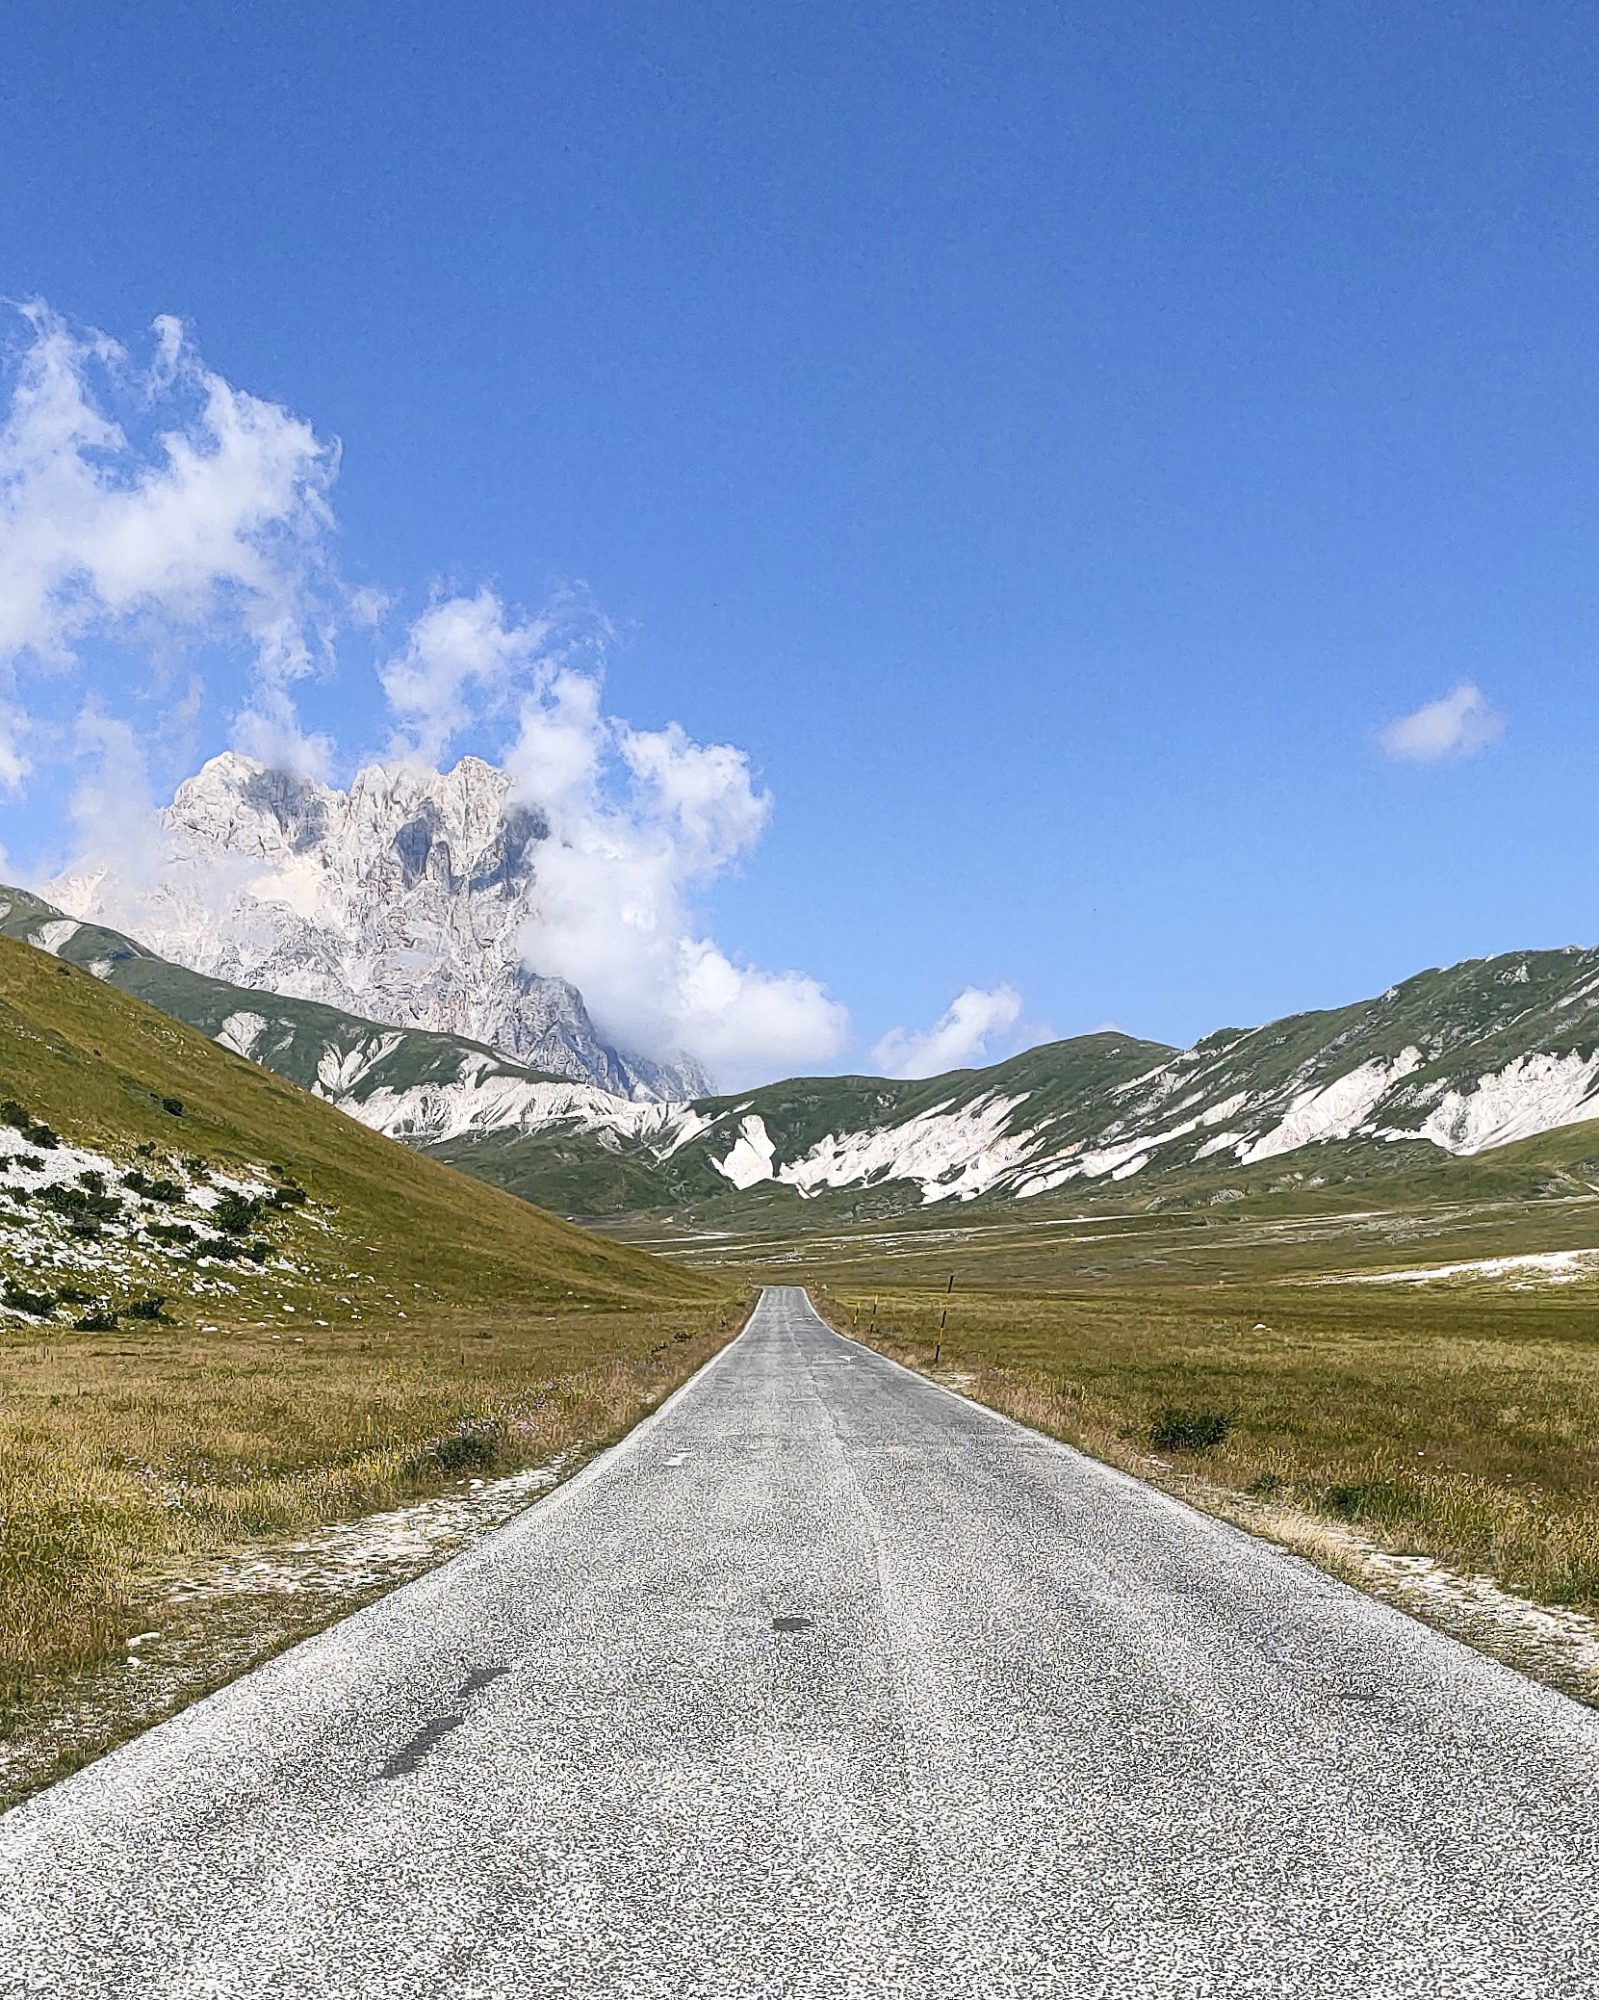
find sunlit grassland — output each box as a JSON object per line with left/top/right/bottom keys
{"left": 0, "top": 935, "right": 741, "bottom": 1752}
{"left": 646, "top": 1183, "right": 1599, "bottom": 1622}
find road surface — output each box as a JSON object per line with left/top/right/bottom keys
{"left": 3, "top": 1285, "right": 1598, "bottom": 1997}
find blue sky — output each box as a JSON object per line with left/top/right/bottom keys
{"left": 3, "top": 1, "right": 1598, "bottom": 1082}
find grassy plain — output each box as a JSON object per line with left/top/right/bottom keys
{"left": 0, "top": 1297, "right": 744, "bottom": 1705}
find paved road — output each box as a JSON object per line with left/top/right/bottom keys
{"left": 4, "top": 1286, "right": 1599, "bottom": 1998}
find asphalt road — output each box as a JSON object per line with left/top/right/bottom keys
{"left": 4, "top": 1285, "right": 1599, "bottom": 1998}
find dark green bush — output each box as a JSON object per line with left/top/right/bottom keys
{"left": 402, "top": 1418, "right": 509, "bottom": 1479}
{"left": 1, "top": 1100, "right": 59, "bottom": 1150}
{"left": 123, "top": 1169, "right": 184, "bottom": 1203}
{"left": 2, "top": 1282, "right": 55, "bottom": 1318}
{"left": 35, "top": 1184, "right": 121, "bottom": 1222}
{"left": 73, "top": 1308, "right": 119, "bottom": 1332}
{"left": 1322, "top": 1479, "right": 1416, "bottom": 1526}
{"left": 191, "top": 1234, "right": 245, "bottom": 1262}
{"left": 211, "top": 1192, "right": 263, "bottom": 1235}
{"left": 146, "top": 1221, "right": 198, "bottom": 1247}
{"left": 1148, "top": 1407, "right": 1233, "bottom": 1453}
{"left": 123, "top": 1296, "right": 168, "bottom": 1322}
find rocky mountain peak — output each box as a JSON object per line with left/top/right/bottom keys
{"left": 52, "top": 752, "right": 708, "bottom": 1102}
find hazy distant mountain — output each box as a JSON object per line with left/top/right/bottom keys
{"left": 46, "top": 751, "right": 708, "bottom": 1101}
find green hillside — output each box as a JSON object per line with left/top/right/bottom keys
{"left": 0, "top": 933, "right": 712, "bottom": 1325}
{"left": 0, "top": 935, "right": 735, "bottom": 1801}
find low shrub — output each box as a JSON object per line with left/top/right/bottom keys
{"left": 72, "top": 1309, "right": 118, "bottom": 1332}
{"left": 2, "top": 1283, "right": 55, "bottom": 1319}
{"left": 211, "top": 1193, "right": 264, "bottom": 1236}
{"left": 34, "top": 1185, "right": 121, "bottom": 1223}
{"left": 122, "top": 1170, "right": 183, "bottom": 1204}
{"left": 1321, "top": 1478, "right": 1417, "bottom": 1526}
{"left": 0, "top": 1101, "right": 58, "bottom": 1151}
{"left": 145, "top": 1221, "right": 197, "bottom": 1247}
{"left": 411, "top": 1419, "right": 507, "bottom": 1477}
{"left": 122, "top": 1296, "right": 168, "bottom": 1323}
{"left": 191, "top": 1235, "right": 248, "bottom": 1263}
{"left": 1148, "top": 1406, "right": 1233, "bottom": 1453}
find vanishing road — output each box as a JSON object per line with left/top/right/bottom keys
{"left": 4, "top": 1286, "right": 1598, "bottom": 1997}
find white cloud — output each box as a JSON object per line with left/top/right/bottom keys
{"left": 0, "top": 701, "right": 28, "bottom": 792}
{"left": 1379, "top": 682, "right": 1505, "bottom": 763}
{"left": 0, "top": 301, "right": 338, "bottom": 775}
{"left": 380, "top": 586, "right": 558, "bottom": 765}
{"left": 492, "top": 610, "right": 847, "bottom": 1085}
{"left": 872, "top": 984, "right": 1025, "bottom": 1079}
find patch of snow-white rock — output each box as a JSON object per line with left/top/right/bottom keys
{"left": 0, "top": 1127, "right": 285, "bottom": 1314}
{"left": 1414, "top": 1052, "right": 1599, "bottom": 1155}
{"left": 1237, "top": 1050, "right": 1424, "bottom": 1165}
{"left": 713, "top": 1115, "right": 779, "bottom": 1192}
{"left": 346, "top": 1062, "right": 715, "bottom": 1158}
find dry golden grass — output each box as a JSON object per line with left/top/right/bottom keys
{"left": 0, "top": 918, "right": 742, "bottom": 1740}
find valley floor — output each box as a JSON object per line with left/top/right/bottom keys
{"left": 8, "top": 1289, "right": 1597, "bottom": 1998}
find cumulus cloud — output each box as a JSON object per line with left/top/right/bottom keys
{"left": 365, "top": 583, "right": 850, "bottom": 1086}
{"left": 0, "top": 700, "right": 28, "bottom": 792}
{"left": 0, "top": 301, "right": 338, "bottom": 775}
{"left": 486, "top": 602, "right": 846, "bottom": 1085}
{"left": 872, "top": 984, "right": 1026, "bottom": 1079}
{"left": 380, "top": 586, "right": 561, "bottom": 765}
{"left": 1379, "top": 683, "right": 1505, "bottom": 763}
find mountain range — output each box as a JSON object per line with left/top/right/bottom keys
{"left": 6, "top": 880, "right": 1599, "bottom": 1225}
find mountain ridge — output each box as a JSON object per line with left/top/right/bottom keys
{"left": 6, "top": 881, "right": 1599, "bottom": 1223}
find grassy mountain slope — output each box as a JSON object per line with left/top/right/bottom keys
{"left": 436, "top": 1033, "right": 1181, "bottom": 1218}
{"left": 11, "top": 879, "right": 1599, "bottom": 1233}
{"left": 0, "top": 933, "right": 711, "bottom": 1322}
